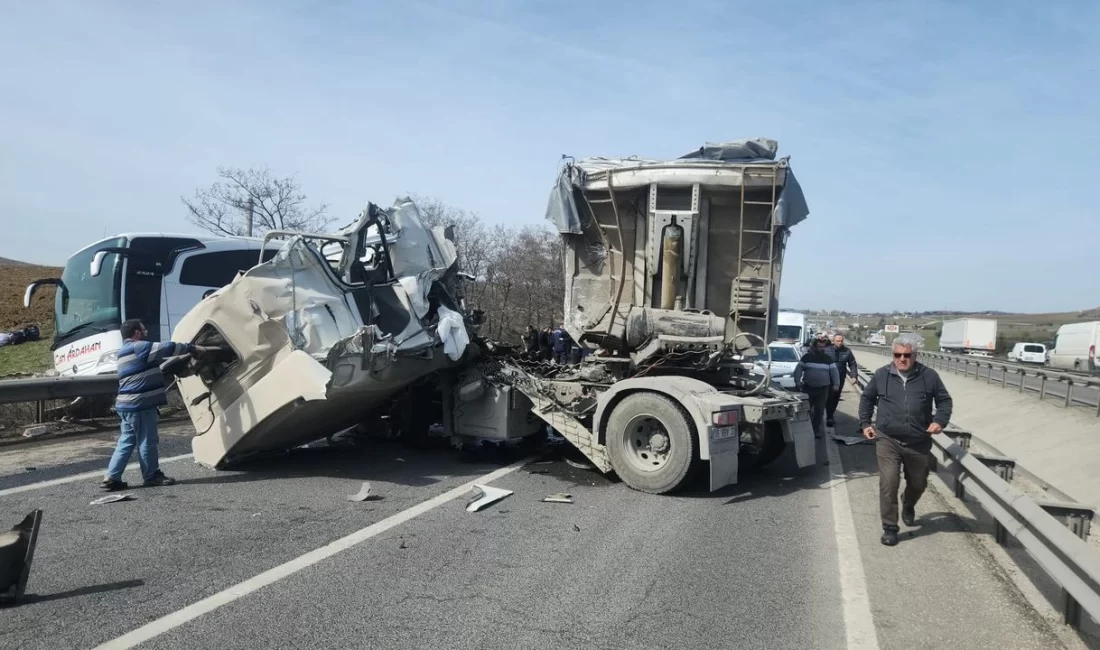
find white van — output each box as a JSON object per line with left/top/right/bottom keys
{"left": 1007, "top": 342, "right": 1047, "bottom": 365}
{"left": 1049, "top": 321, "right": 1100, "bottom": 373}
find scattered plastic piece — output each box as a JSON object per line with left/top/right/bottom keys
{"left": 346, "top": 482, "right": 382, "bottom": 502}
{"left": 90, "top": 494, "right": 135, "bottom": 506}
{"left": 466, "top": 485, "right": 513, "bottom": 512}
{"left": 22, "top": 426, "right": 47, "bottom": 439}
{"left": 830, "top": 435, "right": 872, "bottom": 446}
{"left": 564, "top": 458, "right": 594, "bottom": 470}
{"left": 0, "top": 509, "right": 42, "bottom": 605}
{"left": 543, "top": 493, "right": 573, "bottom": 504}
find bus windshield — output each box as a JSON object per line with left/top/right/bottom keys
{"left": 55, "top": 238, "right": 125, "bottom": 344}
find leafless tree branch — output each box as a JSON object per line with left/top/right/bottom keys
{"left": 182, "top": 166, "right": 334, "bottom": 237}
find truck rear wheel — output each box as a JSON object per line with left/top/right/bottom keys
{"left": 606, "top": 392, "right": 699, "bottom": 494}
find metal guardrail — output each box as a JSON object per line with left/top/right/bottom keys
{"left": 853, "top": 364, "right": 1100, "bottom": 630}
{"left": 0, "top": 375, "right": 118, "bottom": 425}
{"left": 850, "top": 344, "right": 1100, "bottom": 417}
{"left": 0, "top": 375, "right": 118, "bottom": 406}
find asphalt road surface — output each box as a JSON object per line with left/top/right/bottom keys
{"left": 0, "top": 399, "right": 1074, "bottom": 650}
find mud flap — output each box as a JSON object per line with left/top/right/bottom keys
{"left": 708, "top": 430, "right": 740, "bottom": 491}
{"left": 0, "top": 510, "right": 43, "bottom": 606}
{"left": 788, "top": 417, "right": 816, "bottom": 468}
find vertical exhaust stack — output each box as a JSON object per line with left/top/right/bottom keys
{"left": 660, "top": 223, "right": 683, "bottom": 311}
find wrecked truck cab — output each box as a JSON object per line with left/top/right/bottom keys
{"left": 172, "top": 198, "right": 473, "bottom": 469}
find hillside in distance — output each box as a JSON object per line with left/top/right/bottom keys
{"left": 0, "top": 259, "right": 61, "bottom": 335}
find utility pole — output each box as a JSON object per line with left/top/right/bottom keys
{"left": 246, "top": 196, "right": 254, "bottom": 237}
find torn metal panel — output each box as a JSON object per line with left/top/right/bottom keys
{"left": 172, "top": 198, "right": 474, "bottom": 469}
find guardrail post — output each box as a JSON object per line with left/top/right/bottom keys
{"left": 1095, "top": 390, "right": 1100, "bottom": 418}
{"left": 1038, "top": 374, "right": 1047, "bottom": 401}
{"left": 987, "top": 364, "right": 994, "bottom": 385}
{"left": 1018, "top": 369, "right": 1025, "bottom": 393}
{"left": 1037, "top": 500, "right": 1096, "bottom": 628}
{"left": 973, "top": 453, "right": 1016, "bottom": 545}
{"left": 34, "top": 400, "right": 45, "bottom": 424}
{"left": 1063, "top": 380, "right": 1073, "bottom": 408}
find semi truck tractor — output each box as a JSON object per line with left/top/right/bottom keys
{"left": 450, "top": 138, "right": 817, "bottom": 493}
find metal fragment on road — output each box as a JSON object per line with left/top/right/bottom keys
{"left": 90, "top": 494, "right": 135, "bottom": 506}
{"left": 346, "top": 481, "right": 381, "bottom": 502}
{"left": 465, "top": 484, "right": 513, "bottom": 512}
{"left": 543, "top": 493, "right": 573, "bottom": 503}
{"left": 830, "top": 435, "right": 872, "bottom": 446}
{"left": 564, "top": 458, "right": 594, "bottom": 470}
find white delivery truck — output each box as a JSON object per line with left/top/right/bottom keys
{"left": 1048, "top": 321, "right": 1100, "bottom": 374}
{"left": 939, "top": 317, "right": 997, "bottom": 357}
{"left": 776, "top": 311, "right": 808, "bottom": 349}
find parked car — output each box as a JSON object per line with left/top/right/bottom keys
{"left": 745, "top": 342, "right": 802, "bottom": 390}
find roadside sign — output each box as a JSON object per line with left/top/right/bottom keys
{"left": 884, "top": 324, "right": 900, "bottom": 333}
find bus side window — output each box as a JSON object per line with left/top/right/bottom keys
{"left": 179, "top": 251, "right": 266, "bottom": 288}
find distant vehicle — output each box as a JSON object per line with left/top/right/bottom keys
{"left": 777, "top": 311, "right": 808, "bottom": 349}
{"left": 1007, "top": 342, "right": 1047, "bottom": 365}
{"left": 939, "top": 318, "right": 997, "bottom": 357}
{"left": 867, "top": 331, "right": 887, "bottom": 346}
{"left": 1048, "top": 321, "right": 1100, "bottom": 374}
{"left": 24, "top": 233, "right": 275, "bottom": 377}
{"left": 746, "top": 342, "right": 801, "bottom": 390}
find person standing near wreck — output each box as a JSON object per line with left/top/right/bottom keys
{"left": 858, "top": 335, "right": 953, "bottom": 546}
{"left": 792, "top": 333, "right": 839, "bottom": 438}
{"left": 824, "top": 333, "right": 859, "bottom": 427}
{"left": 100, "top": 319, "right": 205, "bottom": 491}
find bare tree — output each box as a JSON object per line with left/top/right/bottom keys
{"left": 408, "top": 195, "right": 565, "bottom": 344}
{"left": 183, "top": 166, "right": 332, "bottom": 237}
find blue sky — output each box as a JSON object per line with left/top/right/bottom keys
{"left": 2, "top": 0, "right": 1097, "bottom": 313}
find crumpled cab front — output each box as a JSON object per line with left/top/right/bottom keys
{"left": 172, "top": 199, "right": 471, "bottom": 468}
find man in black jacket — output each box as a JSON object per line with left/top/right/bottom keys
{"left": 793, "top": 334, "right": 840, "bottom": 439}
{"left": 824, "top": 333, "right": 859, "bottom": 427}
{"left": 858, "top": 336, "right": 953, "bottom": 547}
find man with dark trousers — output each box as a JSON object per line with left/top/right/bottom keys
{"left": 824, "top": 333, "right": 859, "bottom": 427}
{"left": 793, "top": 333, "right": 840, "bottom": 439}
{"left": 858, "top": 335, "right": 953, "bottom": 546}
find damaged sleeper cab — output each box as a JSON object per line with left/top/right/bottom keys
{"left": 172, "top": 198, "right": 472, "bottom": 468}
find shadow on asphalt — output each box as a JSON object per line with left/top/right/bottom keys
{"left": 19, "top": 579, "right": 145, "bottom": 605}
{"left": 172, "top": 435, "right": 608, "bottom": 489}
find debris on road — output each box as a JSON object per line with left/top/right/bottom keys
{"left": 564, "top": 458, "right": 594, "bottom": 471}
{"left": 0, "top": 509, "right": 42, "bottom": 606}
{"left": 829, "top": 434, "right": 872, "bottom": 446}
{"left": 90, "top": 494, "right": 134, "bottom": 506}
{"left": 22, "top": 426, "right": 47, "bottom": 439}
{"left": 543, "top": 493, "right": 573, "bottom": 504}
{"left": 466, "top": 484, "right": 513, "bottom": 512}
{"left": 346, "top": 482, "right": 382, "bottom": 502}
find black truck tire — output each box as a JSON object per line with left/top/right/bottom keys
{"left": 606, "top": 392, "right": 699, "bottom": 494}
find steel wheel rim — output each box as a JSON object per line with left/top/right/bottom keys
{"left": 621, "top": 413, "right": 672, "bottom": 473}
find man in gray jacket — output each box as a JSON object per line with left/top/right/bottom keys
{"left": 858, "top": 335, "right": 953, "bottom": 546}
{"left": 793, "top": 334, "right": 840, "bottom": 439}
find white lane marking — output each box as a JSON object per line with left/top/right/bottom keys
{"left": 0, "top": 454, "right": 194, "bottom": 498}
{"left": 825, "top": 435, "right": 881, "bottom": 650}
{"left": 91, "top": 458, "right": 530, "bottom": 650}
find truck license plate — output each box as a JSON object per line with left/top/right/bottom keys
{"left": 710, "top": 426, "right": 738, "bottom": 441}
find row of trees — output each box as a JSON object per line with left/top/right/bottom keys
{"left": 182, "top": 167, "right": 565, "bottom": 343}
